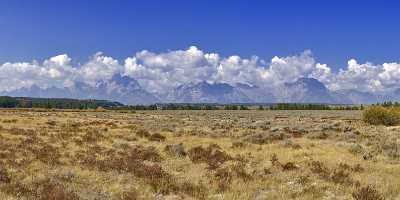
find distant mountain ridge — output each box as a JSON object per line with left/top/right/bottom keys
{"left": 2, "top": 74, "right": 400, "bottom": 105}
{"left": 278, "top": 78, "right": 338, "bottom": 103}
{"left": 166, "top": 81, "right": 253, "bottom": 103}
{"left": 3, "top": 74, "right": 159, "bottom": 105}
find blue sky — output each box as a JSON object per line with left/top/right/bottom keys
{"left": 1, "top": 0, "right": 400, "bottom": 70}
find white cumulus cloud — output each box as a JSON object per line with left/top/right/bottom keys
{"left": 1, "top": 46, "right": 400, "bottom": 95}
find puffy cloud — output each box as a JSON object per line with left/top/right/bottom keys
{"left": 0, "top": 54, "right": 77, "bottom": 91}
{"left": 124, "top": 46, "right": 219, "bottom": 93}
{"left": 124, "top": 48, "right": 317, "bottom": 92}
{"left": 310, "top": 63, "right": 333, "bottom": 83}
{"left": 46, "top": 54, "right": 71, "bottom": 66}
{"left": 379, "top": 63, "right": 400, "bottom": 87}
{"left": 267, "top": 50, "right": 315, "bottom": 84}
{"left": 332, "top": 59, "right": 384, "bottom": 92}
{"left": 215, "top": 55, "right": 266, "bottom": 86}
{"left": 314, "top": 59, "right": 400, "bottom": 93}
{"left": 1, "top": 46, "right": 400, "bottom": 95}
{"left": 80, "top": 52, "right": 122, "bottom": 85}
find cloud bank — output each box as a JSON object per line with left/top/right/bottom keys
{"left": 1, "top": 46, "right": 400, "bottom": 94}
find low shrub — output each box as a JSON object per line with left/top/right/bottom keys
{"left": 281, "top": 162, "right": 298, "bottom": 171}
{"left": 330, "top": 169, "right": 352, "bottom": 185}
{"left": 130, "top": 145, "right": 163, "bottom": 162}
{"left": 214, "top": 167, "right": 233, "bottom": 191}
{"left": 82, "top": 129, "right": 105, "bottom": 143}
{"left": 40, "top": 182, "right": 79, "bottom": 200}
{"left": 136, "top": 129, "right": 166, "bottom": 142}
{"left": 148, "top": 133, "right": 166, "bottom": 142}
{"left": 0, "top": 166, "right": 11, "bottom": 183}
{"left": 188, "top": 145, "right": 232, "bottom": 170}
{"left": 121, "top": 190, "right": 140, "bottom": 200}
{"left": 362, "top": 106, "right": 400, "bottom": 126}
{"left": 231, "top": 162, "right": 253, "bottom": 182}
{"left": 164, "top": 143, "right": 186, "bottom": 157}
{"left": 352, "top": 185, "right": 385, "bottom": 200}
{"left": 136, "top": 129, "right": 150, "bottom": 138}
{"left": 308, "top": 161, "right": 329, "bottom": 178}
{"left": 231, "top": 141, "right": 246, "bottom": 148}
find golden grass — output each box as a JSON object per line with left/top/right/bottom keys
{"left": 0, "top": 109, "right": 398, "bottom": 199}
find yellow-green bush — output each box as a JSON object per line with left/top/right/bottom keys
{"left": 362, "top": 106, "right": 400, "bottom": 126}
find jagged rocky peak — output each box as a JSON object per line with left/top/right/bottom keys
{"left": 169, "top": 81, "right": 252, "bottom": 103}
{"left": 110, "top": 74, "right": 141, "bottom": 89}
{"left": 285, "top": 77, "right": 327, "bottom": 91}
{"left": 3, "top": 75, "right": 400, "bottom": 105}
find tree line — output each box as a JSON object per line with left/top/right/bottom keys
{"left": 269, "top": 103, "right": 362, "bottom": 110}
{"left": 376, "top": 101, "right": 400, "bottom": 108}
{"left": 0, "top": 96, "right": 379, "bottom": 110}
{"left": 113, "top": 103, "right": 362, "bottom": 110}
{"left": 0, "top": 96, "right": 122, "bottom": 109}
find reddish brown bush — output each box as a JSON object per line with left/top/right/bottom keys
{"left": 46, "top": 120, "right": 57, "bottom": 126}
{"left": 188, "top": 146, "right": 211, "bottom": 163}
{"left": 136, "top": 129, "right": 150, "bottom": 138}
{"left": 309, "top": 161, "right": 354, "bottom": 185}
{"left": 188, "top": 145, "right": 231, "bottom": 170}
{"left": 282, "top": 162, "right": 298, "bottom": 171}
{"left": 121, "top": 190, "right": 139, "bottom": 200}
{"left": 82, "top": 129, "right": 105, "bottom": 143}
{"left": 164, "top": 143, "right": 186, "bottom": 157}
{"left": 330, "top": 169, "right": 352, "bottom": 185}
{"left": 309, "top": 161, "right": 329, "bottom": 178}
{"left": 177, "top": 181, "right": 207, "bottom": 200}
{"left": 352, "top": 185, "right": 385, "bottom": 200}
{"left": 32, "top": 144, "right": 61, "bottom": 165}
{"left": 148, "top": 133, "right": 166, "bottom": 142}
{"left": 39, "top": 181, "right": 78, "bottom": 200}
{"left": 136, "top": 129, "right": 166, "bottom": 142}
{"left": 130, "top": 145, "right": 163, "bottom": 162}
{"left": 214, "top": 167, "right": 233, "bottom": 191}
{"left": 231, "top": 162, "right": 253, "bottom": 182}
{"left": 270, "top": 154, "right": 281, "bottom": 167}
{"left": 231, "top": 141, "right": 246, "bottom": 148}
{"left": 0, "top": 166, "right": 11, "bottom": 183}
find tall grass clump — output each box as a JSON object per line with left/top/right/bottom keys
{"left": 362, "top": 106, "right": 400, "bottom": 126}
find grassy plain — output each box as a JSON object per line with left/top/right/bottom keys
{"left": 0, "top": 109, "right": 398, "bottom": 199}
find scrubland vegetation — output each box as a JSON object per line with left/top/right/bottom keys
{"left": 0, "top": 108, "right": 399, "bottom": 199}
{"left": 363, "top": 106, "right": 400, "bottom": 126}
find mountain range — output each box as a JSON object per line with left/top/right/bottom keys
{"left": 2, "top": 75, "right": 400, "bottom": 105}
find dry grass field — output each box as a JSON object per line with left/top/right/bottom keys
{"left": 0, "top": 109, "right": 399, "bottom": 199}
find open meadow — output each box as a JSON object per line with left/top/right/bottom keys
{"left": 0, "top": 109, "right": 399, "bottom": 200}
